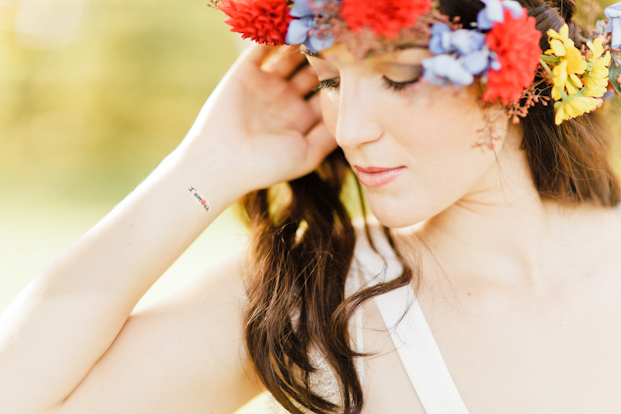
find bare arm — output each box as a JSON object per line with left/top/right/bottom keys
{"left": 59, "top": 256, "right": 264, "bottom": 414}
{"left": 0, "top": 44, "right": 335, "bottom": 414}
{"left": 0, "top": 153, "right": 245, "bottom": 414}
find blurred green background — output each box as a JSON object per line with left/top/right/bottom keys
{"left": 0, "top": 0, "right": 266, "bottom": 412}
{"left": 0, "top": 1, "right": 620, "bottom": 413}
{"left": 0, "top": 0, "right": 251, "bottom": 313}
{"left": 0, "top": 0, "right": 248, "bottom": 305}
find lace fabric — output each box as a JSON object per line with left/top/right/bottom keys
{"left": 264, "top": 258, "right": 366, "bottom": 413}
{"left": 308, "top": 347, "right": 342, "bottom": 406}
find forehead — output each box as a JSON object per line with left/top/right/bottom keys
{"left": 301, "top": 43, "right": 432, "bottom": 65}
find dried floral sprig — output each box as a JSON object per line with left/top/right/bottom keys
{"left": 506, "top": 76, "right": 551, "bottom": 124}
{"left": 326, "top": 9, "right": 447, "bottom": 60}
{"left": 474, "top": 102, "right": 509, "bottom": 151}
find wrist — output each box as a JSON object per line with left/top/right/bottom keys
{"left": 156, "top": 143, "right": 251, "bottom": 216}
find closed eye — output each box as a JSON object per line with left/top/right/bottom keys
{"left": 313, "top": 73, "right": 423, "bottom": 93}
{"left": 313, "top": 78, "right": 340, "bottom": 92}
{"left": 382, "top": 75, "right": 422, "bottom": 91}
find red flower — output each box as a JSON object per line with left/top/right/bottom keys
{"left": 218, "top": 0, "right": 293, "bottom": 46}
{"left": 341, "top": 0, "right": 431, "bottom": 39}
{"left": 483, "top": 9, "right": 542, "bottom": 105}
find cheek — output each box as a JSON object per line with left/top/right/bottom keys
{"left": 366, "top": 89, "right": 508, "bottom": 227}
{"left": 366, "top": 148, "right": 500, "bottom": 228}
{"left": 386, "top": 85, "right": 499, "bottom": 161}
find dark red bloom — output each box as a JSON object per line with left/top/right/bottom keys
{"left": 484, "top": 9, "right": 542, "bottom": 105}
{"left": 341, "top": 0, "right": 431, "bottom": 39}
{"left": 218, "top": 0, "right": 293, "bottom": 46}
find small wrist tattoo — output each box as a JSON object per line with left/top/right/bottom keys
{"left": 187, "top": 186, "right": 210, "bottom": 212}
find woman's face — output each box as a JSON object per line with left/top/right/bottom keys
{"left": 305, "top": 43, "right": 511, "bottom": 228}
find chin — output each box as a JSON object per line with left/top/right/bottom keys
{"left": 365, "top": 196, "right": 430, "bottom": 229}
{"left": 371, "top": 213, "right": 423, "bottom": 229}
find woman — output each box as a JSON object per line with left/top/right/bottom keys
{"left": 1, "top": 0, "right": 621, "bottom": 413}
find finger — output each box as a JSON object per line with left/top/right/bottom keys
{"left": 261, "top": 46, "right": 307, "bottom": 78}
{"left": 300, "top": 122, "right": 338, "bottom": 174}
{"left": 289, "top": 65, "right": 320, "bottom": 97}
{"left": 243, "top": 43, "right": 277, "bottom": 67}
{"left": 282, "top": 97, "right": 321, "bottom": 135}
{"left": 285, "top": 92, "right": 323, "bottom": 134}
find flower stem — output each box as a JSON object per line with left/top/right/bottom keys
{"left": 540, "top": 55, "right": 560, "bottom": 64}
{"left": 539, "top": 58, "right": 554, "bottom": 78}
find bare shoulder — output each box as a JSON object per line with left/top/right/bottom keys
{"left": 551, "top": 201, "right": 621, "bottom": 249}
{"left": 57, "top": 254, "right": 263, "bottom": 414}
{"left": 545, "top": 201, "right": 621, "bottom": 287}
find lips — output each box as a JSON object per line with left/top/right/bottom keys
{"left": 353, "top": 165, "right": 406, "bottom": 188}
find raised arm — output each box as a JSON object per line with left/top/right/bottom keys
{"left": 0, "top": 44, "right": 335, "bottom": 414}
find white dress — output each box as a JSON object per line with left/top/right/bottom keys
{"left": 267, "top": 203, "right": 621, "bottom": 413}
{"left": 264, "top": 219, "right": 471, "bottom": 414}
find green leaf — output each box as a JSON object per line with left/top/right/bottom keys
{"left": 610, "top": 62, "right": 621, "bottom": 96}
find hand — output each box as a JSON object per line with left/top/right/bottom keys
{"left": 178, "top": 44, "right": 337, "bottom": 197}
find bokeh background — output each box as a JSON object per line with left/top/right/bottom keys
{"left": 0, "top": 1, "right": 620, "bottom": 413}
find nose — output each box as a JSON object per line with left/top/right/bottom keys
{"left": 334, "top": 75, "right": 383, "bottom": 149}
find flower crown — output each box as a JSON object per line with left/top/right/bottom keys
{"left": 210, "top": 0, "right": 621, "bottom": 128}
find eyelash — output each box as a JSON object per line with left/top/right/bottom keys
{"left": 313, "top": 76, "right": 421, "bottom": 92}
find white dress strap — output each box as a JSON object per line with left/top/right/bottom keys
{"left": 354, "top": 227, "right": 470, "bottom": 414}
{"left": 347, "top": 267, "right": 365, "bottom": 386}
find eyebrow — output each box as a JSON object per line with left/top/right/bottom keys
{"left": 300, "top": 43, "right": 427, "bottom": 59}
{"left": 395, "top": 42, "right": 428, "bottom": 51}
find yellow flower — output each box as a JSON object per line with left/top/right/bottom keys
{"left": 544, "top": 26, "right": 610, "bottom": 124}
{"left": 587, "top": 37, "right": 604, "bottom": 59}
{"left": 551, "top": 60, "right": 566, "bottom": 101}
{"left": 550, "top": 57, "right": 582, "bottom": 99}
{"left": 552, "top": 60, "right": 567, "bottom": 87}
{"left": 545, "top": 24, "right": 587, "bottom": 100}
{"left": 554, "top": 95, "right": 600, "bottom": 125}
{"left": 584, "top": 63, "right": 610, "bottom": 97}
{"left": 546, "top": 25, "right": 585, "bottom": 73}
{"left": 566, "top": 49, "right": 587, "bottom": 76}
{"left": 546, "top": 24, "right": 571, "bottom": 51}
{"left": 583, "top": 37, "right": 611, "bottom": 98}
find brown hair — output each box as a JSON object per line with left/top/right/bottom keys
{"left": 239, "top": 1, "right": 621, "bottom": 413}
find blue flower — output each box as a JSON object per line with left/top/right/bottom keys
{"left": 425, "top": 22, "right": 497, "bottom": 85}
{"left": 603, "top": 90, "right": 616, "bottom": 100}
{"left": 429, "top": 24, "right": 486, "bottom": 56}
{"left": 594, "top": 19, "right": 611, "bottom": 37}
{"left": 422, "top": 55, "right": 474, "bottom": 86}
{"left": 428, "top": 23, "right": 452, "bottom": 54}
{"left": 290, "top": 0, "right": 315, "bottom": 17}
{"left": 462, "top": 47, "right": 493, "bottom": 75}
{"left": 451, "top": 29, "right": 486, "bottom": 55}
{"left": 477, "top": 0, "right": 523, "bottom": 31}
{"left": 285, "top": 0, "right": 335, "bottom": 53}
{"left": 604, "top": 2, "right": 621, "bottom": 49}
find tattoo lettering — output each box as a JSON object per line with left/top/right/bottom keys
{"left": 188, "top": 186, "right": 210, "bottom": 212}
